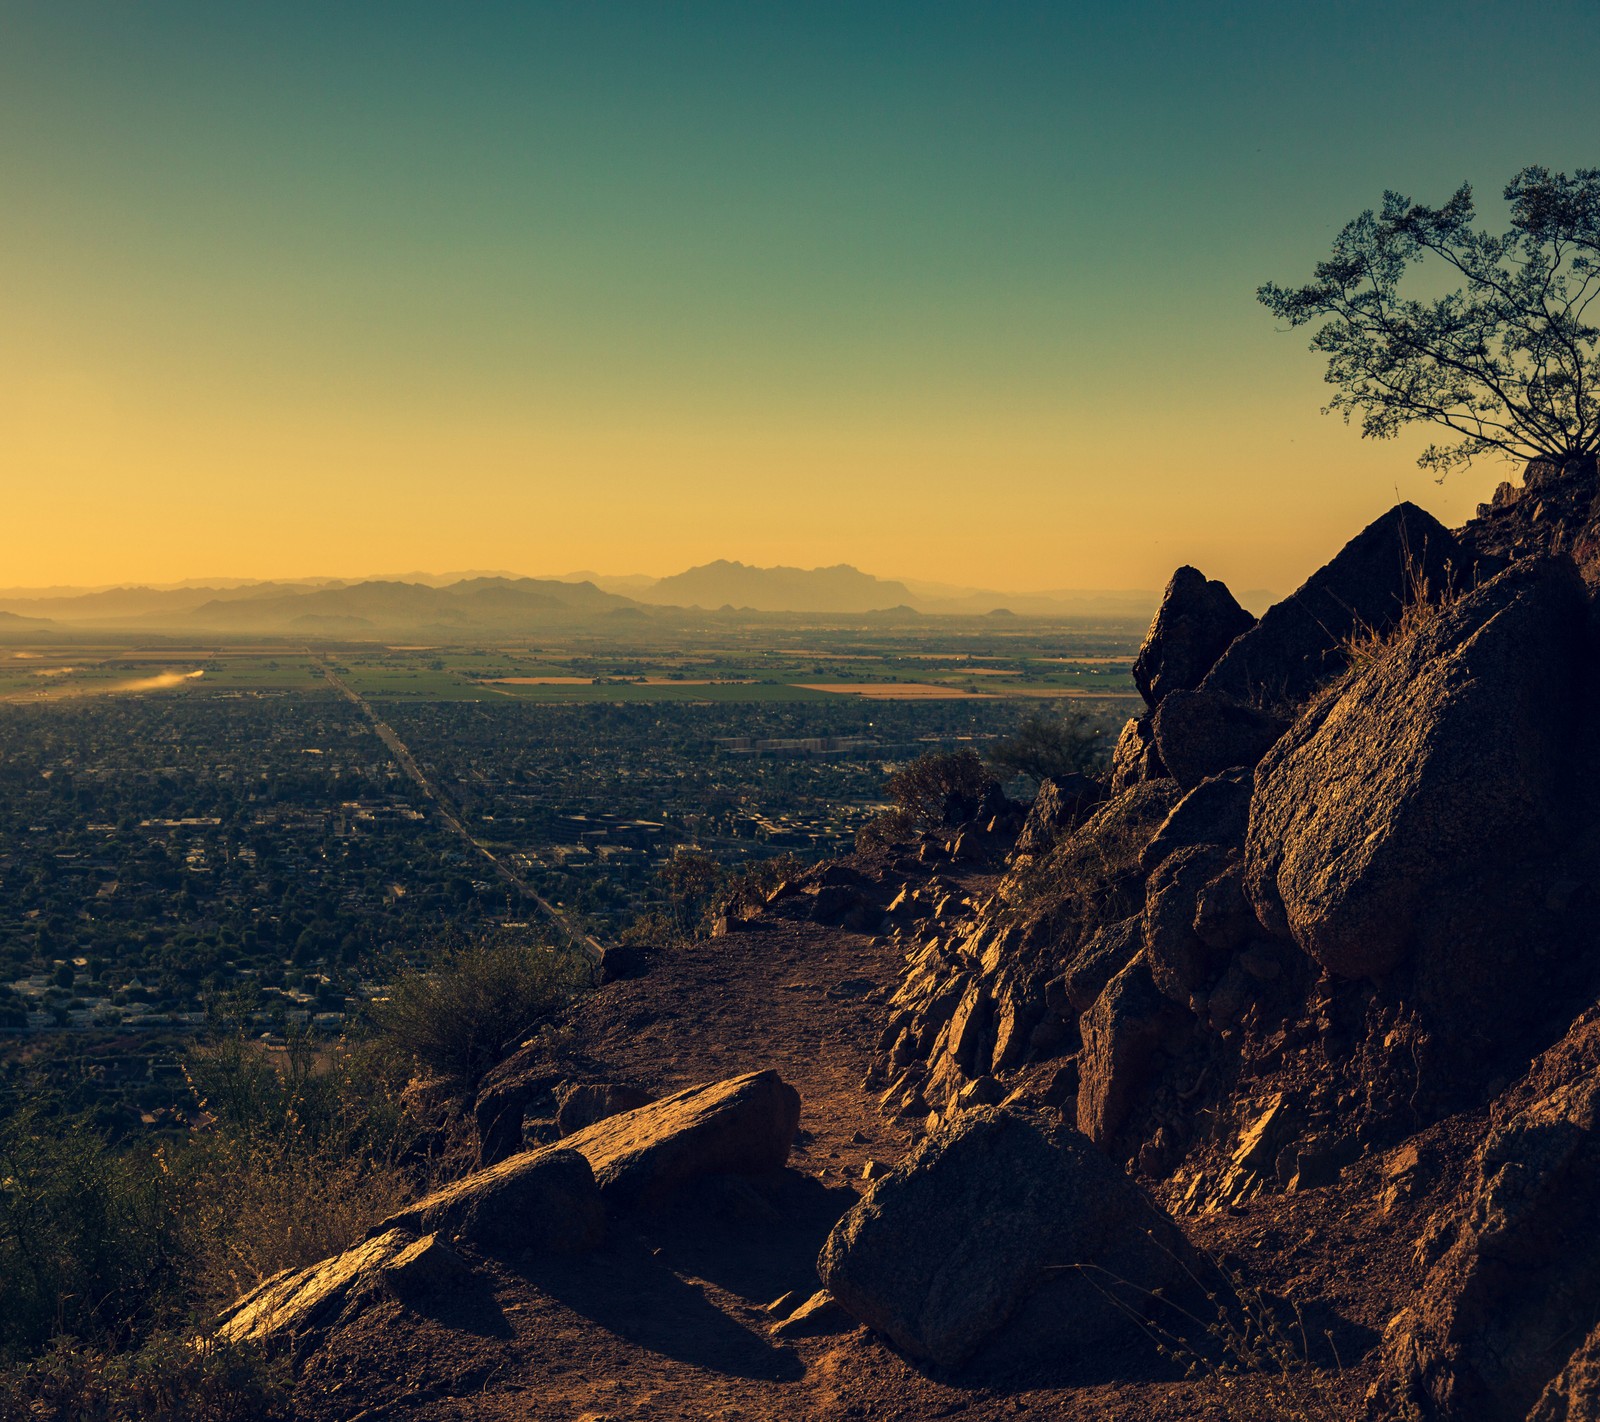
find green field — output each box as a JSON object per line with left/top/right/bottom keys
{"left": 0, "top": 628, "right": 1143, "bottom": 706}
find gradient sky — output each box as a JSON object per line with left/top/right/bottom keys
{"left": 4, "top": 2, "right": 1599, "bottom": 595}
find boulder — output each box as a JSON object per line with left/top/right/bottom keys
{"left": 1014, "top": 774, "right": 1106, "bottom": 856}
{"left": 1244, "top": 559, "right": 1586, "bottom": 1016}
{"left": 1077, "top": 953, "right": 1187, "bottom": 1154}
{"left": 556, "top": 1081, "right": 656, "bottom": 1136}
{"left": 1109, "top": 713, "right": 1166, "bottom": 791}
{"left": 1202, "top": 502, "right": 1470, "bottom": 708}
{"left": 375, "top": 1147, "right": 604, "bottom": 1253}
{"left": 1139, "top": 768, "right": 1253, "bottom": 875}
{"left": 769, "top": 1289, "right": 855, "bottom": 1339}
{"left": 216, "top": 1228, "right": 473, "bottom": 1351}
{"left": 560, "top": 1068, "right": 802, "bottom": 1212}
{"left": 1150, "top": 689, "right": 1284, "bottom": 791}
{"left": 1132, "top": 565, "right": 1255, "bottom": 708}
{"left": 818, "top": 1108, "right": 1198, "bottom": 1371}
{"left": 1143, "top": 844, "right": 1236, "bottom": 1004}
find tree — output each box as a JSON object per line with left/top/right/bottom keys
{"left": 984, "top": 708, "right": 1105, "bottom": 785}
{"left": 1259, "top": 167, "right": 1600, "bottom": 477}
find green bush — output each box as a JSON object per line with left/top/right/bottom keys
{"left": 984, "top": 708, "right": 1107, "bottom": 785}
{"left": 0, "top": 1335, "right": 290, "bottom": 1422}
{"left": 884, "top": 747, "right": 996, "bottom": 830}
{"left": 368, "top": 938, "right": 589, "bottom": 1090}
{"left": 0, "top": 1104, "right": 182, "bottom": 1364}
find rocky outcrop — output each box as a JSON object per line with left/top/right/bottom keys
{"left": 555, "top": 1080, "right": 655, "bottom": 1136}
{"left": 1132, "top": 565, "right": 1255, "bottom": 708}
{"left": 1202, "top": 502, "right": 1471, "bottom": 708}
{"left": 1076, "top": 952, "right": 1189, "bottom": 1158}
{"left": 1245, "top": 558, "right": 1587, "bottom": 1056}
{"left": 1109, "top": 712, "right": 1166, "bottom": 791}
{"left": 375, "top": 1148, "right": 605, "bottom": 1253}
{"left": 1013, "top": 774, "right": 1105, "bottom": 856}
{"left": 1150, "top": 689, "right": 1284, "bottom": 790}
{"left": 1373, "top": 1009, "right": 1600, "bottom": 1421}
{"left": 818, "top": 1108, "right": 1197, "bottom": 1371}
{"left": 1460, "top": 453, "right": 1600, "bottom": 583}
{"left": 216, "top": 1228, "right": 474, "bottom": 1353}
{"left": 559, "top": 1069, "right": 801, "bottom": 1212}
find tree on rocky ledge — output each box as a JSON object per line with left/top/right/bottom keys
{"left": 1260, "top": 166, "right": 1600, "bottom": 478}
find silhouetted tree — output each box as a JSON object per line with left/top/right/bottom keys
{"left": 1259, "top": 167, "right": 1600, "bottom": 477}
{"left": 985, "top": 708, "right": 1105, "bottom": 785}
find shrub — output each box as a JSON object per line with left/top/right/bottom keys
{"left": 0, "top": 1104, "right": 182, "bottom": 1364}
{"left": 177, "top": 1029, "right": 419, "bottom": 1308}
{"left": 985, "top": 708, "right": 1107, "bottom": 785}
{"left": 0, "top": 1334, "right": 290, "bottom": 1422}
{"left": 368, "top": 937, "right": 589, "bottom": 1090}
{"left": 884, "top": 748, "right": 996, "bottom": 831}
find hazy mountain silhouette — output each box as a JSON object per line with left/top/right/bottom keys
{"left": 642, "top": 561, "right": 917, "bottom": 613}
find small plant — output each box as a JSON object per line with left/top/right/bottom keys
{"left": 1338, "top": 539, "right": 1470, "bottom": 678}
{"left": 0, "top": 1334, "right": 291, "bottom": 1422}
{"left": 368, "top": 936, "right": 589, "bottom": 1091}
{"left": 884, "top": 747, "right": 996, "bottom": 831}
{"left": 985, "top": 707, "right": 1107, "bottom": 786}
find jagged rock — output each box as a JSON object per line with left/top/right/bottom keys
{"left": 217, "top": 1228, "right": 473, "bottom": 1351}
{"left": 1143, "top": 844, "right": 1236, "bottom": 1004}
{"left": 1527, "top": 1323, "right": 1600, "bottom": 1421}
{"left": 770, "top": 1289, "right": 854, "bottom": 1339}
{"left": 1150, "top": 689, "right": 1284, "bottom": 790}
{"left": 1133, "top": 565, "right": 1255, "bottom": 708}
{"left": 1014, "top": 774, "right": 1106, "bottom": 856}
{"left": 1202, "top": 502, "right": 1471, "bottom": 708}
{"left": 559, "top": 1068, "right": 802, "bottom": 1212}
{"left": 1055, "top": 916, "right": 1142, "bottom": 1016}
{"left": 1372, "top": 1008, "right": 1600, "bottom": 1421}
{"left": 1139, "top": 768, "right": 1253, "bottom": 875}
{"left": 1110, "top": 713, "right": 1166, "bottom": 791}
{"left": 1077, "top": 953, "right": 1187, "bottom": 1156}
{"left": 555, "top": 1081, "right": 657, "bottom": 1136}
{"left": 817, "top": 1108, "right": 1198, "bottom": 1370}
{"left": 1244, "top": 559, "right": 1587, "bottom": 1044}
{"left": 1460, "top": 453, "right": 1600, "bottom": 581}
{"left": 376, "top": 1147, "right": 605, "bottom": 1253}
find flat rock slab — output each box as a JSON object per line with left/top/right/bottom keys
{"left": 562, "top": 1067, "right": 802, "bottom": 1212}
{"left": 376, "top": 1146, "right": 605, "bottom": 1253}
{"left": 217, "top": 1228, "right": 470, "bottom": 1349}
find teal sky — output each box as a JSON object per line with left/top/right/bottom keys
{"left": 3, "top": 2, "right": 1598, "bottom": 593}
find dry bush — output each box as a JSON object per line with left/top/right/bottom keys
{"left": 368, "top": 938, "right": 589, "bottom": 1091}
{"left": 177, "top": 1031, "right": 418, "bottom": 1309}
{"left": 0, "top": 1335, "right": 290, "bottom": 1422}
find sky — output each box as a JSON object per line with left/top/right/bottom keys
{"left": 3, "top": 2, "right": 1599, "bottom": 595}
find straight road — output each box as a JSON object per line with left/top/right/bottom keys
{"left": 312, "top": 655, "right": 605, "bottom": 964}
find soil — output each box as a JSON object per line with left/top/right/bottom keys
{"left": 289, "top": 864, "right": 1464, "bottom": 1421}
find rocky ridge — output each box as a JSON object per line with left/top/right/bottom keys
{"left": 216, "top": 460, "right": 1600, "bottom": 1420}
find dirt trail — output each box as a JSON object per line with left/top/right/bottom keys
{"left": 297, "top": 870, "right": 1400, "bottom": 1421}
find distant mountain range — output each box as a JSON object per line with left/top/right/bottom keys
{"left": 0, "top": 562, "right": 1177, "bottom": 637}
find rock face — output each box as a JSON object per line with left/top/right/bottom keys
{"left": 1460, "top": 453, "right": 1600, "bottom": 583}
{"left": 1150, "top": 689, "right": 1284, "bottom": 791}
{"left": 1203, "top": 502, "right": 1471, "bottom": 708}
{"left": 1109, "top": 713, "right": 1166, "bottom": 791}
{"left": 1374, "top": 1009, "right": 1600, "bottom": 1421}
{"left": 1132, "top": 565, "right": 1254, "bottom": 708}
{"left": 1076, "top": 953, "right": 1187, "bottom": 1155}
{"left": 375, "top": 1148, "right": 605, "bottom": 1253}
{"left": 818, "top": 1108, "right": 1197, "bottom": 1370}
{"left": 1244, "top": 559, "right": 1586, "bottom": 1030}
{"left": 1014, "top": 774, "right": 1105, "bottom": 857}
{"left": 559, "top": 1069, "right": 802, "bottom": 1212}
{"left": 217, "top": 1228, "right": 473, "bottom": 1352}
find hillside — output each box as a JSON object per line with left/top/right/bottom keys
{"left": 183, "top": 462, "right": 1600, "bottom": 1422}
